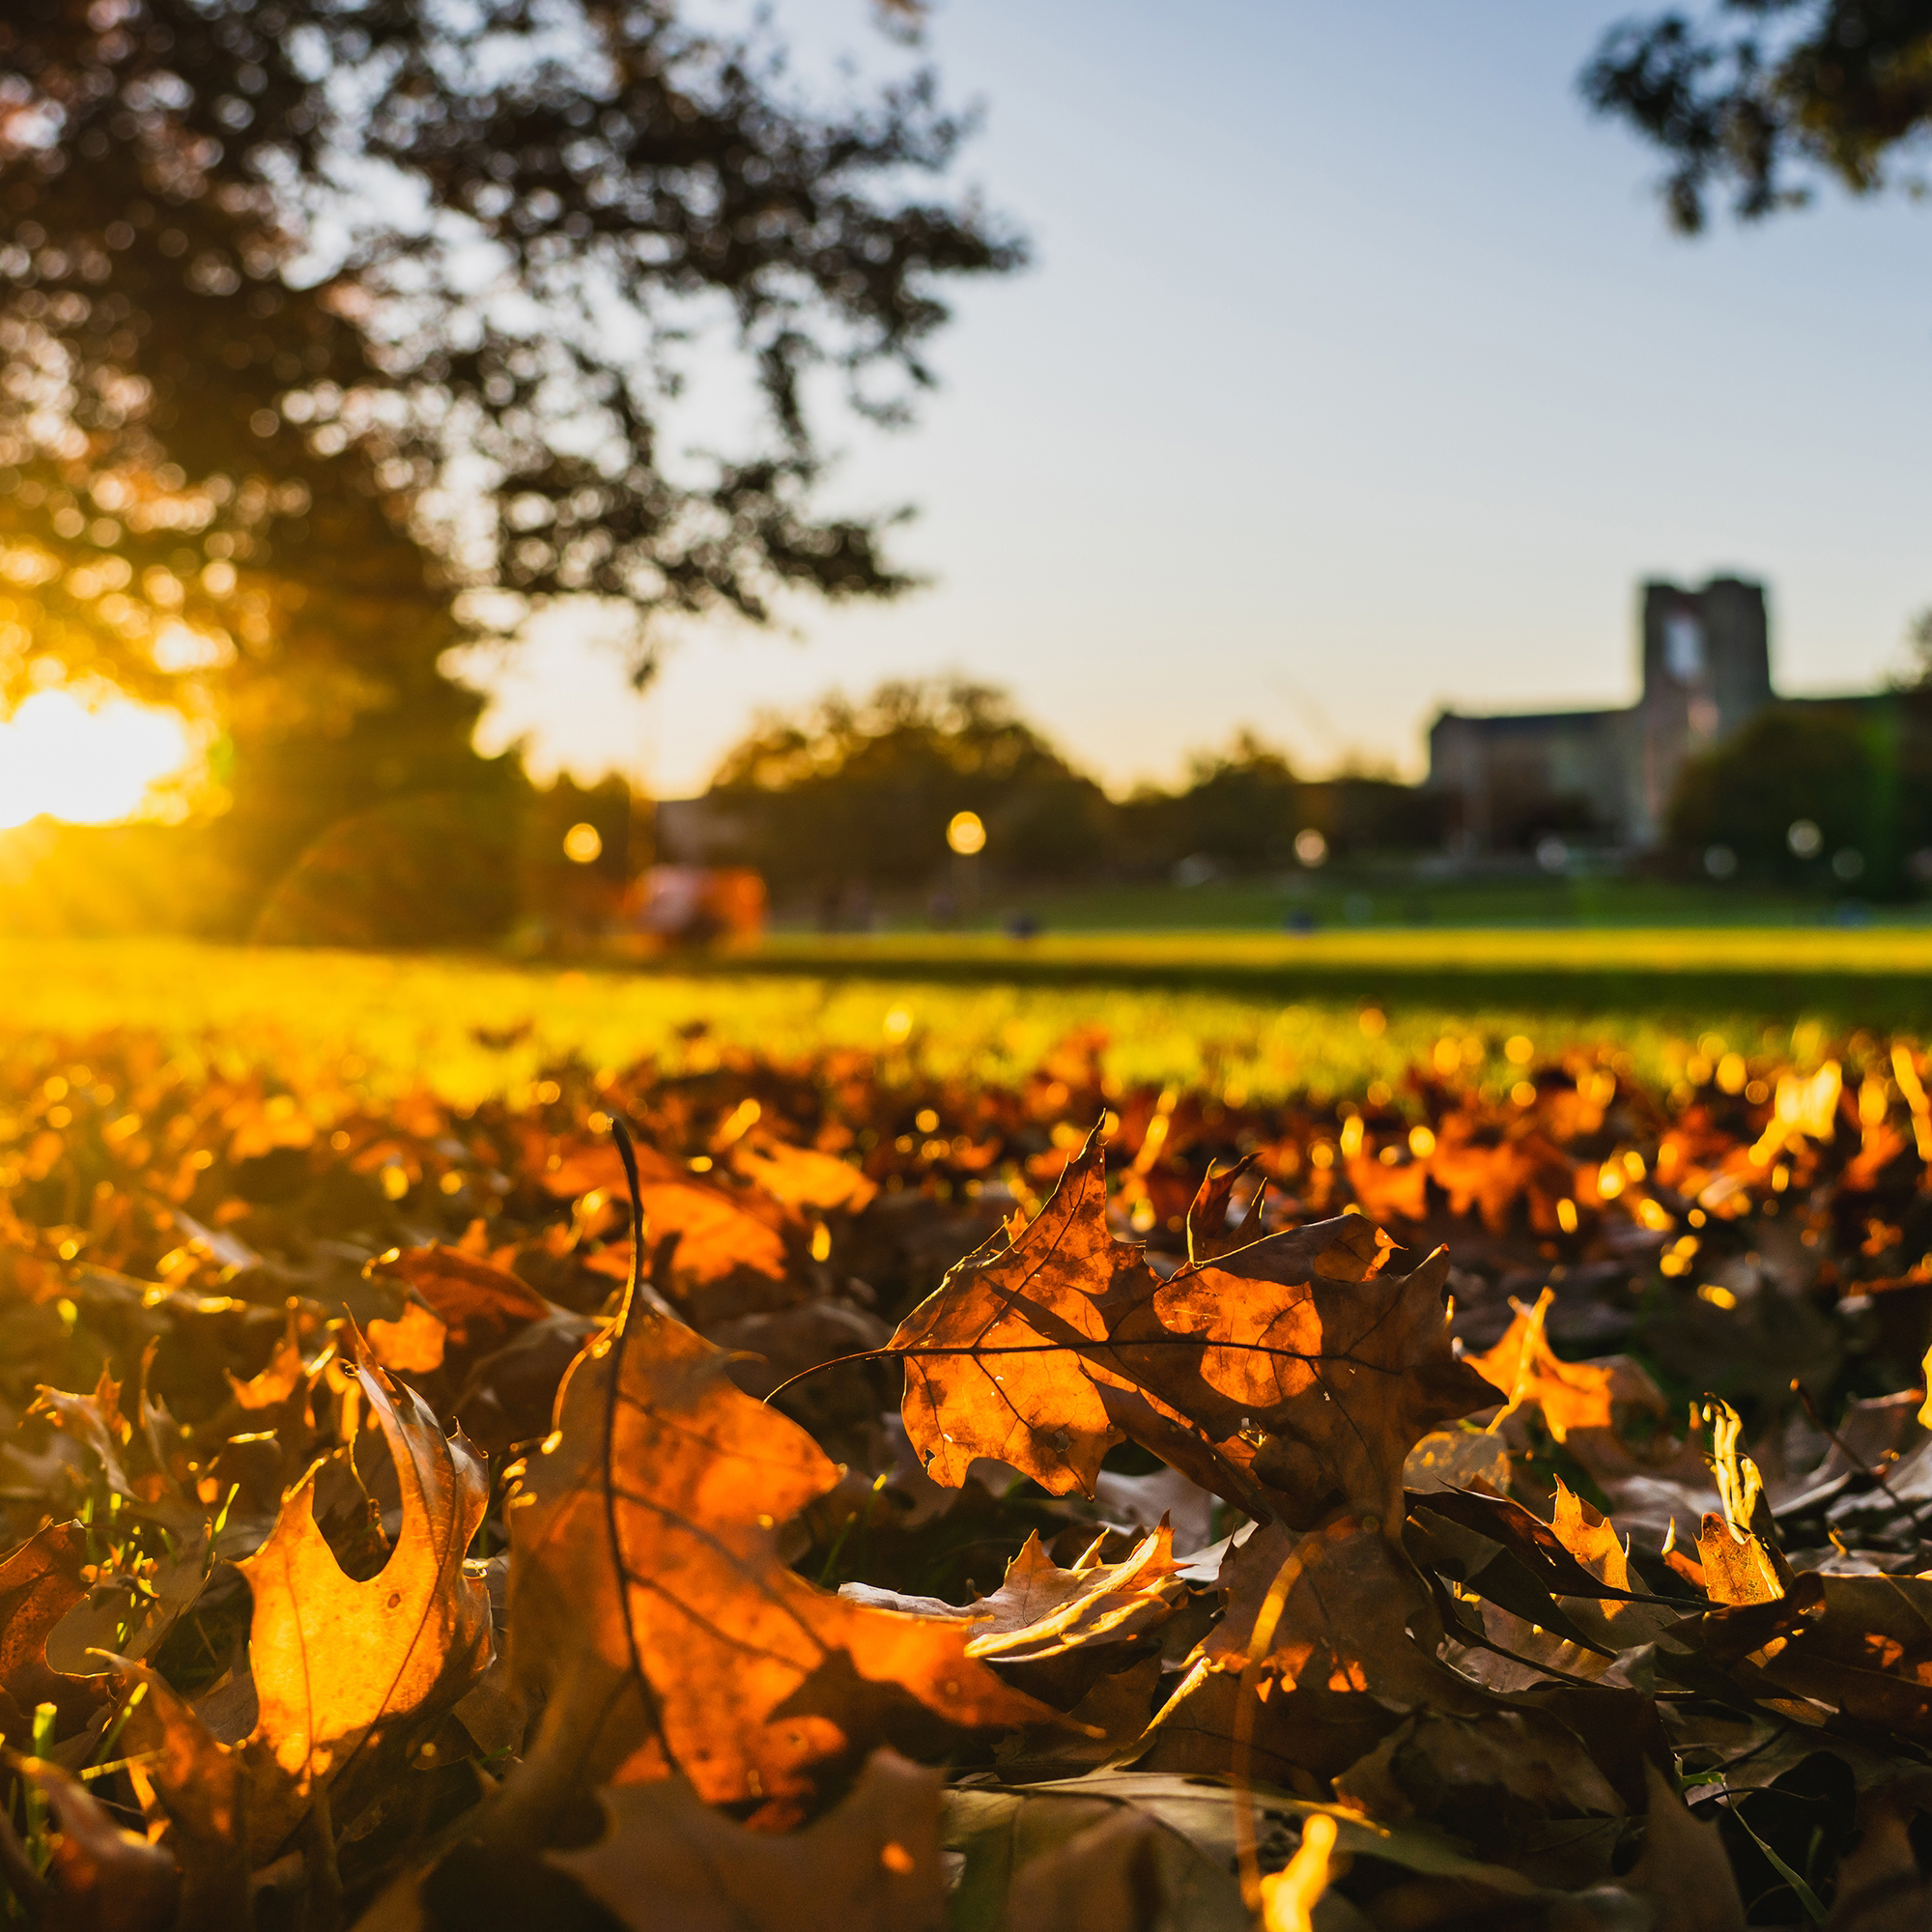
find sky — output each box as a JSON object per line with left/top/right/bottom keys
{"left": 469, "top": 0, "right": 1932, "bottom": 801}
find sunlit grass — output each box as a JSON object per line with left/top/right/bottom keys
{"left": 0, "top": 934, "right": 1904, "bottom": 1109}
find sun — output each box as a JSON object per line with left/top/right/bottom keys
{"left": 0, "top": 690, "right": 197, "bottom": 831}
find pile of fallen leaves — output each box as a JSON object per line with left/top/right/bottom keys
{"left": 3, "top": 1019, "right": 1932, "bottom": 1929}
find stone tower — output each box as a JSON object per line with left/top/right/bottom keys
{"left": 1634, "top": 577, "right": 1773, "bottom": 845}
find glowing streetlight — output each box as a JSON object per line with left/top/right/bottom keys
{"left": 946, "top": 810, "right": 986, "bottom": 857}
{"left": 563, "top": 821, "right": 603, "bottom": 864}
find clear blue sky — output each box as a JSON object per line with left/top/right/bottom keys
{"left": 471, "top": 0, "right": 1932, "bottom": 798}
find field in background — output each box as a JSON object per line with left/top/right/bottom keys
{"left": 784, "top": 871, "right": 1931, "bottom": 934}
{"left": 1, "top": 926, "right": 1923, "bottom": 1107}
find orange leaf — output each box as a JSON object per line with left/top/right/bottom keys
{"left": 239, "top": 1354, "right": 491, "bottom": 1848}
{"left": 499, "top": 1266, "right": 1048, "bottom": 1828}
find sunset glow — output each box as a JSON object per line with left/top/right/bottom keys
{"left": 0, "top": 691, "right": 196, "bottom": 831}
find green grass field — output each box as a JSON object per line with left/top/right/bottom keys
{"left": 0, "top": 925, "right": 1921, "bottom": 1107}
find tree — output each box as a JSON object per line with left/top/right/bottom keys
{"left": 1666, "top": 701, "right": 1901, "bottom": 884}
{"left": 1116, "top": 732, "right": 1300, "bottom": 876}
{"left": 1582, "top": 3, "right": 1932, "bottom": 231}
{"left": 0, "top": 0, "right": 1019, "bottom": 927}
{"left": 701, "top": 679, "right": 1111, "bottom": 896}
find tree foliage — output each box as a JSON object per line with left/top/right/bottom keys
{"left": 1, "top": 0, "right": 1018, "bottom": 922}
{"left": 703, "top": 678, "right": 1113, "bottom": 889}
{"left": 1666, "top": 697, "right": 1932, "bottom": 887}
{"left": 1582, "top": 1, "right": 1932, "bottom": 230}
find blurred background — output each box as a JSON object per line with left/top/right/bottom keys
{"left": 3, "top": 0, "right": 1930, "bottom": 950}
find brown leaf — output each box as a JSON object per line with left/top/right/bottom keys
{"left": 239, "top": 1352, "right": 491, "bottom": 1849}
{"left": 0, "top": 1523, "right": 107, "bottom": 1741}
{"left": 893, "top": 1134, "right": 1496, "bottom": 1534}
{"left": 367, "top": 1299, "right": 448, "bottom": 1375}
{"left": 1695, "top": 1511, "right": 1791, "bottom": 1606}
{"left": 1183, "top": 1153, "right": 1263, "bottom": 1265}
{"left": 1333, "top": 1705, "right": 1628, "bottom": 1888}
{"left": 0, "top": 1755, "right": 180, "bottom": 1932}
{"left": 111, "top": 1662, "right": 254, "bottom": 1926}
{"left": 227, "top": 1311, "right": 310, "bottom": 1410}
{"left": 1465, "top": 1288, "right": 1666, "bottom": 1443}
{"left": 499, "top": 1270, "right": 1048, "bottom": 1832}
{"left": 368, "top": 1244, "right": 552, "bottom": 1360}
{"left": 840, "top": 1522, "right": 1182, "bottom": 1664}
{"left": 999, "top": 1807, "right": 1164, "bottom": 1932}
{"left": 545, "top": 1748, "right": 945, "bottom": 1932}
{"left": 730, "top": 1137, "right": 879, "bottom": 1216}
{"left": 29, "top": 1371, "right": 136, "bottom": 1499}
{"left": 1146, "top": 1519, "right": 1484, "bottom": 1784}
{"left": 1622, "top": 1761, "right": 1747, "bottom": 1932}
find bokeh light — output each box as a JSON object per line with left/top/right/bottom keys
{"left": 0, "top": 691, "right": 194, "bottom": 830}
{"left": 562, "top": 822, "right": 604, "bottom": 864}
{"left": 946, "top": 810, "right": 985, "bottom": 856}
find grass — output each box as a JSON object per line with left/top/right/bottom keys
{"left": 795, "top": 871, "right": 1929, "bottom": 934}
{"left": 0, "top": 927, "right": 1919, "bottom": 1110}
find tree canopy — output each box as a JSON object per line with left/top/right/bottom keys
{"left": 1, "top": 0, "right": 1017, "bottom": 923}
{"left": 1582, "top": 2, "right": 1932, "bottom": 231}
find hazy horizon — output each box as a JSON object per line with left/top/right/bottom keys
{"left": 468, "top": 0, "right": 1932, "bottom": 802}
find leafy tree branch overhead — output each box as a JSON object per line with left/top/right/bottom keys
{"left": 0, "top": 0, "right": 1023, "bottom": 721}
{"left": 1582, "top": 1, "right": 1932, "bottom": 231}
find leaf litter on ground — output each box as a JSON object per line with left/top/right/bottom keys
{"left": 0, "top": 1021, "right": 1931, "bottom": 1923}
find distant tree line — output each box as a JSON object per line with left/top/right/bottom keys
{"left": 669, "top": 679, "right": 1438, "bottom": 904}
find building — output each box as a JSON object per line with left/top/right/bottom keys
{"left": 1427, "top": 577, "right": 1776, "bottom": 853}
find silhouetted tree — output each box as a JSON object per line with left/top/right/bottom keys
{"left": 704, "top": 680, "right": 1110, "bottom": 894}
{"left": 1667, "top": 703, "right": 1894, "bottom": 884}
{"left": 1116, "top": 732, "right": 1300, "bottom": 875}
{"left": 1583, "top": 3, "right": 1932, "bottom": 231}
{"left": 0, "top": 0, "right": 1019, "bottom": 927}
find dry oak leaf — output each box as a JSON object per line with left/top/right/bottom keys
{"left": 1147, "top": 1519, "right": 1484, "bottom": 1785}
{"left": 239, "top": 1352, "right": 491, "bottom": 1849}
{"left": 546, "top": 1748, "right": 944, "bottom": 1932}
{"left": 893, "top": 1133, "right": 1496, "bottom": 1534}
{"left": 730, "top": 1136, "right": 879, "bottom": 1216}
{"left": 0, "top": 1521, "right": 106, "bottom": 1740}
{"left": 539, "top": 1134, "right": 793, "bottom": 1305}
{"left": 110, "top": 1662, "right": 254, "bottom": 1925}
{"left": 840, "top": 1522, "right": 1183, "bottom": 1664}
{"left": 499, "top": 1281, "right": 1048, "bottom": 1831}
{"left": 367, "top": 1244, "right": 551, "bottom": 1362}
{"left": 1466, "top": 1287, "right": 1668, "bottom": 1443}
{"left": 0, "top": 1754, "right": 180, "bottom": 1932}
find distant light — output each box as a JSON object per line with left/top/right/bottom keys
{"left": 1704, "top": 843, "right": 1737, "bottom": 879}
{"left": 563, "top": 822, "right": 603, "bottom": 864}
{"left": 1787, "top": 818, "right": 1823, "bottom": 859}
{"left": 946, "top": 810, "right": 985, "bottom": 856}
{"left": 1293, "top": 828, "right": 1327, "bottom": 867}
{"left": 1832, "top": 847, "right": 1865, "bottom": 882}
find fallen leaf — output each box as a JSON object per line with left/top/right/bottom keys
{"left": 367, "top": 1299, "right": 448, "bottom": 1375}
{"left": 731, "top": 1138, "right": 879, "bottom": 1216}
{"left": 499, "top": 1239, "right": 1047, "bottom": 1832}
{"left": 1465, "top": 1288, "right": 1666, "bottom": 1442}
{"left": 0, "top": 1754, "right": 180, "bottom": 1932}
{"left": 545, "top": 1748, "right": 944, "bottom": 1932}
{"left": 1000, "top": 1806, "right": 1164, "bottom": 1932}
{"left": 841, "top": 1522, "right": 1182, "bottom": 1664}
{"left": 0, "top": 1521, "right": 105, "bottom": 1739}
{"left": 239, "top": 1350, "right": 491, "bottom": 1848}
{"left": 893, "top": 1133, "right": 1497, "bottom": 1534}
{"left": 111, "top": 1662, "right": 254, "bottom": 1923}
{"left": 1620, "top": 1761, "right": 1747, "bottom": 1932}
